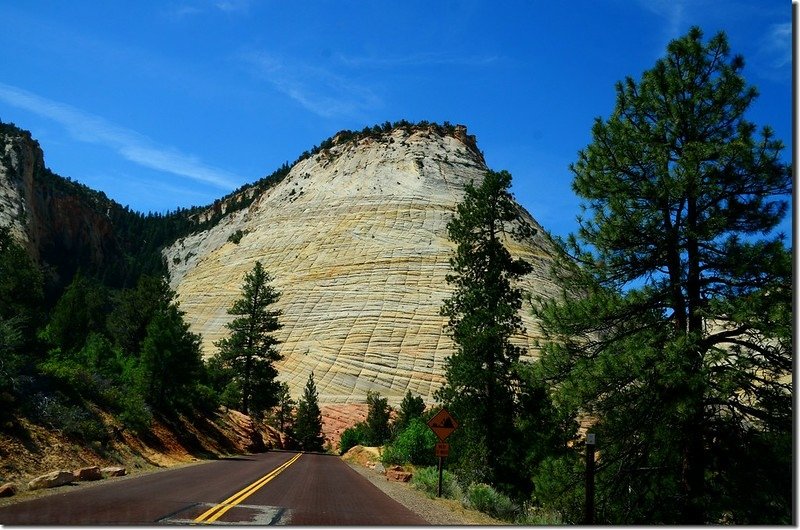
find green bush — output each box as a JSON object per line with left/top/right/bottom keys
{"left": 38, "top": 356, "right": 95, "bottom": 395}
{"left": 411, "top": 466, "right": 462, "bottom": 500}
{"left": 464, "top": 482, "right": 519, "bottom": 521}
{"left": 30, "top": 392, "right": 108, "bottom": 443}
{"left": 227, "top": 229, "right": 246, "bottom": 244}
{"left": 116, "top": 391, "right": 152, "bottom": 433}
{"left": 381, "top": 417, "right": 437, "bottom": 466}
{"left": 339, "top": 422, "right": 369, "bottom": 454}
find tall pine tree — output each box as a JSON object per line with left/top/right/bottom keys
{"left": 534, "top": 28, "right": 791, "bottom": 524}
{"left": 436, "top": 169, "right": 535, "bottom": 489}
{"left": 213, "top": 261, "right": 283, "bottom": 416}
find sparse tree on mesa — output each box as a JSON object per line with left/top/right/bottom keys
{"left": 213, "top": 261, "right": 283, "bottom": 416}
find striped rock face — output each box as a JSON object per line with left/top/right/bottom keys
{"left": 164, "top": 126, "right": 561, "bottom": 406}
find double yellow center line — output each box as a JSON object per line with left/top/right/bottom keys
{"left": 194, "top": 452, "right": 303, "bottom": 524}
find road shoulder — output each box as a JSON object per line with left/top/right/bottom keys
{"left": 344, "top": 461, "right": 503, "bottom": 525}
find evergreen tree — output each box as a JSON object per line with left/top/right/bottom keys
{"left": 213, "top": 261, "right": 283, "bottom": 416}
{"left": 139, "top": 302, "right": 203, "bottom": 410}
{"left": 0, "top": 227, "right": 43, "bottom": 399}
{"left": 436, "top": 169, "right": 535, "bottom": 488}
{"left": 534, "top": 28, "right": 791, "bottom": 524}
{"left": 0, "top": 227, "right": 43, "bottom": 332}
{"left": 365, "top": 390, "right": 391, "bottom": 446}
{"left": 394, "top": 390, "right": 425, "bottom": 432}
{"left": 107, "top": 275, "right": 174, "bottom": 357}
{"left": 271, "top": 382, "right": 295, "bottom": 433}
{"left": 294, "top": 372, "right": 325, "bottom": 451}
{"left": 41, "top": 272, "right": 110, "bottom": 355}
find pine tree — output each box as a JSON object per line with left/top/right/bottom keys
{"left": 394, "top": 390, "right": 425, "bottom": 432}
{"left": 0, "top": 226, "right": 43, "bottom": 399}
{"left": 294, "top": 372, "right": 324, "bottom": 451}
{"left": 365, "top": 390, "right": 391, "bottom": 446}
{"left": 534, "top": 28, "right": 791, "bottom": 524}
{"left": 139, "top": 302, "right": 203, "bottom": 410}
{"left": 272, "top": 382, "right": 295, "bottom": 433}
{"left": 436, "top": 169, "right": 535, "bottom": 488}
{"left": 213, "top": 261, "right": 283, "bottom": 416}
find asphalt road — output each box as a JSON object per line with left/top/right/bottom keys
{"left": 0, "top": 452, "right": 427, "bottom": 525}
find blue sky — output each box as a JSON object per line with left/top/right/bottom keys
{"left": 0, "top": 1, "right": 792, "bottom": 240}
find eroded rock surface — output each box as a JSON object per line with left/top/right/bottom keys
{"left": 165, "top": 126, "right": 561, "bottom": 406}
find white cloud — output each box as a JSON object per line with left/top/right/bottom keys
{"left": 243, "top": 52, "right": 382, "bottom": 119}
{"left": 635, "top": 0, "right": 686, "bottom": 40}
{"left": 0, "top": 82, "right": 241, "bottom": 189}
{"left": 165, "top": 0, "right": 251, "bottom": 18}
{"left": 761, "top": 23, "right": 791, "bottom": 69}
{"left": 214, "top": 0, "right": 251, "bottom": 13}
{"left": 335, "top": 51, "right": 500, "bottom": 69}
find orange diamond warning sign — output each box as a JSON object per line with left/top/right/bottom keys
{"left": 427, "top": 408, "right": 458, "bottom": 441}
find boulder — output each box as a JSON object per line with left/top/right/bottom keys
{"left": 28, "top": 470, "right": 74, "bottom": 490}
{"left": 386, "top": 466, "right": 412, "bottom": 482}
{"left": 0, "top": 482, "right": 16, "bottom": 497}
{"left": 101, "top": 466, "right": 126, "bottom": 477}
{"left": 374, "top": 462, "right": 386, "bottom": 474}
{"left": 73, "top": 466, "right": 102, "bottom": 481}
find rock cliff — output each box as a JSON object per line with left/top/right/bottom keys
{"left": 164, "top": 125, "right": 561, "bottom": 405}
{"left": 0, "top": 125, "right": 123, "bottom": 285}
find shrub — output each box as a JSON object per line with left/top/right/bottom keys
{"left": 116, "top": 391, "right": 152, "bottom": 433}
{"left": 464, "top": 482, "right": 519, "bottom": 521}
{"left": 411, "top": 466, "right": 462, "bottom": 500}
{"left": 381, "top": 417, "right": 437, "bottom": 466}
{"left": 339, "top": 422, "right": 369, "bottom": 454}
{"left": 29, "top": 392, "right": 108, "bottom": 443}
{"left": 227, "top": 230, "right": 246, "bottom": 244}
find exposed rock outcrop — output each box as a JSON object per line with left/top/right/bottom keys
{"left": 28, "top": 470, "right": 74, "bottom": 490}
{"left": 0, "top": 126, "right": 123, "bottom": 280}
{"left": 164, "top": 125, "right": 561, "bottom": 406}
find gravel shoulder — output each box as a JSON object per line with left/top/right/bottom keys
{"left": 345, "top": 461, "right": 504, "bottom": 525}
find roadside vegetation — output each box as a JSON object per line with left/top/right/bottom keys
{"left": 339, "top": 28, "right": 791, "bottom": 525}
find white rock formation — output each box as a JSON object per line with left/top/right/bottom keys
{"left": 164, "top": 126, "right": 561, "bottom": 405}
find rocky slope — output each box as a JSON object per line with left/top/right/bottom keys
{"left": 164, "top": 124, "right": 561, "bottom": 406}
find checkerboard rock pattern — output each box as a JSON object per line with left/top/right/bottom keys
{"left": 164, "top": 126, "right": 561, "bottom": 406}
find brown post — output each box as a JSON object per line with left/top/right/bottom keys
{"left": 584, "top": 433, "right": 596, "bottom": 524}
{"left": 437, "top": 456, "right": 444, "bottom": 497}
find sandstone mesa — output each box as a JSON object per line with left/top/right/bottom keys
{"left": 163, "top": 125, "right": 562, "bottom": 406}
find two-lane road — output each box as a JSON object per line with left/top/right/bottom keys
{"left": 0, "top": 452, "right": 426, "bottom": 525}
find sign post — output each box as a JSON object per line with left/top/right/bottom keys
{"left": 584, "top": 433, "right": 596, "bottom": 525}
{"left": 427, "top": 408, "right": 458, "bottom": 498}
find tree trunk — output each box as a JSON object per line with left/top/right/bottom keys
{"left": 681, "top": 193, "right": 705, "bottom": 524}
